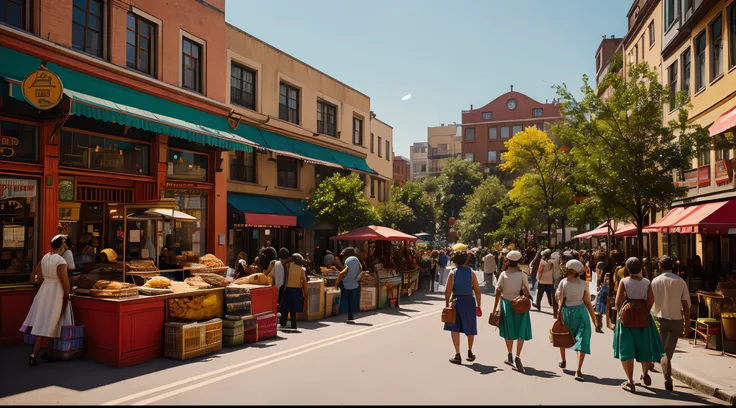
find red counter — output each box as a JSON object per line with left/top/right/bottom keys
{"left": 0, "top": 288, "right": 36, "bottom": 347}
{"left": 243, "top": 285, "right": 277, "bottom": 315}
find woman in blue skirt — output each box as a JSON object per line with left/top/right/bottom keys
{"left": 444, "top": 250, "right": 481, "bottom": 365}
{"left": 492, "top": 250, "right": 532, "bottom": 373}
{"left": 556, "top": 260, "right": 599, "bottom": 382}
{"left": 613, "top": 257, "right": 664, "bottom": 393}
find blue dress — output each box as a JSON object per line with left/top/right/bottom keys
{"left": 443, "top": 267, "right": 478, "bottom": 336}
{"left": 595, "top": 284, "right": 608, "bottom": 314}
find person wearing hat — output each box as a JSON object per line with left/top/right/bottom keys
{"left": 21, "top": 235, "right": 71, "bottom": 366}
{"left": 651, "top": 255, "right": 691, "bottom": 391}
{"left": 534, "top": 249, "right": 556, "bottom": 315}
{"left": 335, "top": 247, "right": 361, "bottom": 321}
{"left": 264, "top": 248, "right": 291, "bottom": 309}
{"left": 444, "top": 249, "right": 481, "bottom": 365}
{"left": 613, "top": 257, "right": 664, "bottom": 393}
{"left": 556, "top": 259, "right": 599, "bottom": 382}
{"left": 492, "top": 250, "right": 532, "bottom": 373}
{"left": 279, "top": 253, "right": 309, "bottom": 330}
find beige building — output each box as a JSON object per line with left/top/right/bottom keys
{"left": 223, "top": 24, "right": 393, "bottom": 263}
{"left": 427, "top": 124, "right": 462, "bottom": 176}
{"left": 623, "top": 0, "right": 664, "bottom": 82}
{"left": 410, "top": 142, "right": 429, "bottom": 180}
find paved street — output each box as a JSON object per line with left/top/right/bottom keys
{"left": 0, "top": 287, "right": 723, "bottom": 405}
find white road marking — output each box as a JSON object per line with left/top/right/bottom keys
{"left": 102, "top": 307, "right": 441, "bottom": 406}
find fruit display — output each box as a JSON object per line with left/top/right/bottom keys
{"left": 144, "top": 276, "right": 171, "bottom": 289}
{"left": 168, "top": 292, "right": 222, "bottom": 321}
{"left": 199, "top": 254, "right": 225, "bottom": 268}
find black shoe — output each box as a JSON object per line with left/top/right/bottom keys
{"left": 595, "top": 327, "right": 604, "bottom": 334}
{"left": 515, "top": 356, "right": 525, "bottom": 373}
{"left": 347, "top": 315, "right": 355, "bottom": 321}
{"left": 29, "top": 355, "right": 37, "bottom": 367}
{"left": 449, "top": 353, "right": 461, "bottom": 365}
{"left": 506, "top": 353, "right": 514, "bottom": 366}
{"left": 558, "top": 361, "right": 566, "bottom": 369}
{"left": 665, "top": 379, "right": 673, "bottom": 391}
{"left": 467, "top": 350, "right": 476, "bottom": 362}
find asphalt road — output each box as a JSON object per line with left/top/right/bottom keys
{"left": 0, "top": 285, "right": 723, "bottom": 405}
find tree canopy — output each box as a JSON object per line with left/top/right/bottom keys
{"left": 306, "top": 173, "right": 381, "bottom": 233}
{"left": 435, "top": 158, "right": 485, "bottom": 237}
{"left": 456, "top": 176, "right": 506, "bottom": 244}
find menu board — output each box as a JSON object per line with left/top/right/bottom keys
{"left": 2, "top": 225, "right": 25, "bottom": 248}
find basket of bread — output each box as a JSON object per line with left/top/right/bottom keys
{"left": 90, "top": 280, "right": 138, "bottom": 299}
{"left": 138, "top": 276, "right": 174, "bottom": 295}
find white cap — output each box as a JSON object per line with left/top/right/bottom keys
{"left": 501, "top": 248, "right": 508, "bottom": 254}
{"left": 566, "top": 259, "right": 585, "bottom": 273}
{"left": 506, "top": 250, "right": 522, "bottom": 262}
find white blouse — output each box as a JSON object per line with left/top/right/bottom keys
{"left": 496, "top": 269, "right": 529, "bottom": 301}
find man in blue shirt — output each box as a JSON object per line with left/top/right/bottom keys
{"left": 437, "top": 250, "right": 449, "bottom": 289}
{"left": 335, "top": 247, "right": 362, "bottom": 321}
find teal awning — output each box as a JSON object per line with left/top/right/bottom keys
{"left": 0, "top": 45, "right": 262, "bottom": 152}
{"left": 228, "top": 193, "right": 315, "bottom": 228}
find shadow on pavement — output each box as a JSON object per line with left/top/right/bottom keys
{"left": 346, "top": 321, "right": 373, "bottom": 327}
{"left": 583, "top": 374, "right": 628, "bottom": 386}
{"left": 465, "top": 363, "right": 503, "bottom": 375}
{"left": 633, "top": 385, "right": 714, "bottom": 404}
{"left": 523, "top": 366, "right": 560, "bottom": 379}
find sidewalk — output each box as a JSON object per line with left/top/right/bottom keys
{"left": 657, "top": 338, "right": 736, "bottom": 405}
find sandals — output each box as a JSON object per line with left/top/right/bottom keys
{"left": 506, "top": 353, "right": 514, "bottom": 366}
{"left": 641, "top": 373, "right": 652, "bottom": 386}
{"left": 558, "top": 361, "right": 567, "bottom": 369}
{"left": 574, "top": 371, "right": 585, "bottom": 382}
{"left": 515, "top": 356, "right": 525, "bottom": 373}
{"left": 449, "top": 353, "right": 462, "bottom": 365}
{"left": 621, "top": 381, "right": 636, "bottom": 392}
{"left": 467, "top": 350, "right": 476, "bottom": 362}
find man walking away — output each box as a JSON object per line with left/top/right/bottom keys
{"left": 438, "top": 250, "right": 449, "bottom": 289}
{"left": 651, "top": 255, "right": 691, "bottom": 391}
{"left": 483, "top": 251, "right": 497, "bottom": 291}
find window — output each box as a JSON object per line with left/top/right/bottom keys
{"left": 730, "top": 4, "right": 736, "bottom": 69}
{"left": 182, "top": 37, "right": 202, "bottom": 93}
{"left": 482, "top": 112, "right": 493, "bottom": 120}
{"left": 681, "top": 48, "right": 691, "bottom": 95}
{"left": 501, "top": 127, "right": 510, "bottom": 138}
{"left": 665, "top": 0, "right": 677, "bottom": 29}
{"left": 716, "top": 147, "right": 731, "bottom": 161}
{"left": 710, "top": 14, "right": 723, "bottom": 80}
{"left": 420, "top": 163, "right": 427, "bottom": 172}
{"left": 378, "top": 136, "right": 383, "bottom": 158}
{"left": 316, "top": 101, "right": 337, "bottom": 136}
{"left": 277, "top": 157, "right": 298, "bottom": 188}
{"left": 698, "top": 148, "right": 711, "bottom": 166}
{"left": 279, "top": 83, "right": 299, "bottom": 124}
{"left": 315, "top": 165, "right": 342, "bottom": 188}
{"left": 231, "top": 63, "right": 256, "bottom": 110}
{"left": 167, "top": 148, "right": 208, "bottom": 181}
{"left": 634, "top": 45, "right": 639, "bottom": 63}
{"left": 0, "top": 119, "right": 37, "bottom": 163}
{"left": 229, "top": 150, "right": 256, "bottom": 183}
{"left": 370, "top": 177, "right": 375, "bottom": 197}
{"left": 1, "top": 0, "right": 25, "bottom": 29}
{"left": 695, "top": 31, "right": 706, "bottom": 91}
{"left": 488, "top": 127, "right": 497, "bottom": 139}
{"left": 668, "top": 61, "right": 678, "bottom": 109}
{"left": 532, "top": 108, "right": 543, "bottom": 117}
{"left": 60, "top": 130, "right": 150, "bottom": 175}
{"left": 164, "top": 191, "right": 207, "bottom": 257}
{"left": 465, "top": 128, "right": 475, "bottom": 141}
{"left": 487, "top": 151, "right": 497, "bottom": 163}
{"left": 126, "top": 13, "right": 155, "bottom": 76}
{"left": 353, "top": 117, "right": 363, "bottom": 145}
{"left": 371, "top": 133, "right": 375, "bottom": 153}
{"left": 72, "top": 0, "right": 103, "bottom": 57}
{"left": 385, "top": 140, "right": 390, "bottom": 161}
{"left": 0, "top": 176, "right": 37, "bottom": 286}
{"left": 648, "top": 20, "right": 655, "bottom": 46}
{"left": 512, "top": 125, "right": 523, "bottom": 135}
{"left": 464, "top": 153, "right": 474, "bottom": 161}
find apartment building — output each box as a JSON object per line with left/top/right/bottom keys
{"left": 427, "top": 124, "right": 462, "bottom": 177}
{"left": 595, "top": 35, "right": 624, "bottom": 98}
{"left": 410, "top": 141, "right": 429, "bottom": 180}
{"left": 393, "top": 155, "right": 411, "bottom": 187}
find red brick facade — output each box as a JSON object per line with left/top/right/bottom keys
{"left": 393, "top": 156, "right": 410, "bottom": 186}
{"left": 461, "top": 89, "right": 562, "bottom": 166}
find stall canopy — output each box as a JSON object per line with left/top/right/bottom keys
{"left": 330, "top": 226, "right": 418, "bottom": 241}
{"left": 227, "top": 193, "right": 314, "bottom": 228}
{"left": 614, "top": 223, "right": 639, "bottom": 237}
{"left": 709, "top": 104, "right": 736, "bottom": 136}
{"left": 573, "top": 221, "right": 615, "bottom": 239}
{"left": 645, "top": 200, "right": 736, "bottom": 235}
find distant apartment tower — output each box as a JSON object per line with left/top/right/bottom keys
{"left": 410, "top": 142, "right": 429, "bottom": 180}
{"left": 595, "top": 35, "right": 624, "bottom": 99}
{"left": 461, "top": 86, "right": 562, "bottom": 170}
{"left": 427, "top": 124, "right": 462, "bottom": 177}
{"left": 393, "top": 155, "right": 411, "bottom": 186}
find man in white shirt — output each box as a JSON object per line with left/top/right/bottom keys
{"left": 482, "top": 252, "right": 496, "bottom": 290}
{"left": 651, "top": 255, "right": 691, "bottom": 391}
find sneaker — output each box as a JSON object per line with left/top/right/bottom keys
{"left": 449, "top": 353, "right": 461, "bottom": 365}
{"left": 515, "top": 356, "right": 525, "bottom": 373}
{"left": 467, "top": 350, "right": 476, "bottom": 362}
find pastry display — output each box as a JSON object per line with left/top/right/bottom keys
{"left": 199, "top": 254, "right": 225, "bottom": 268}
{"left": 144, "top": 276, "right": 171, "bottom": 289}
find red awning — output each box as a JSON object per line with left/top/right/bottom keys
{"left": 244, "top": 213, "right": 297, "bottom": 227}
{"left": 330, "top": 225, "right": 418, "bottom": 241}
{"left": 668, "top": 200, "right": 736, "bottom": 234}
{"left": 643, "top": 206, "right": 697, "bottom": 233}
{"left": 572, "top": 221, "right": 622, "bottom": 239}
{"left": 709, "top": 104, "right": 736, "bottom": 136}
{"left": 614, "top": 223, "right": 639, "bottom": 237}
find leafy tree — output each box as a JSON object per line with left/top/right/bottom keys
{"left": 554, "top": 59, "right": 710, "bottom": 258}
{"left": 306, "top": 173, "right": 381, "bottom": 233}
{"left": 386, "top": 181, "right": 436, "bottom": 234}
{"left": 435, "top": 158, "right": 484, "bottom": 240}
{"left": 378, "top": 201, "right": 415, "bottom": 231}
{"left": 456, "top": 176, "right": 506, "bottom": 244}
{"left": 501, "top": 128, "right": 572, "bottom": 247}
{"left": 492, "top": 195, "right": 543, "bottom": 248}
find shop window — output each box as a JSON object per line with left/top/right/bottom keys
{"left": 0, "top": 119, "right": 38, "bottom": 163}
{"left": 60, "top": 130, "right": 150, "bottom": 175}
{"left": 164, "top": 191, "right": 207, "bottom": 257}
{"left": 167, "top": 148, "right": 208, "bottom": 182}
{"left": 229, "top": 150, "right": 256, "bottom": 183}
{"left": 277, "top": 156, "right": 298, "bottom": 189}
{"left": 0, "top": 178, "right": 38, "bottom": 286}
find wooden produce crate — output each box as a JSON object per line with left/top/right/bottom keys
{"left": 360, "top": 287, "right": 377, "bottom": 311}
{"left": 244, "top": 313, "right": 277, "bottom": 342}
{"left": 297, "top": 279, "right": 325, "bottom": 321}
{"left": 325, "top": 288, "right": 341, "bottom": 317}
{"left": 164, "top": 318, "right": 222, "bottom": 360}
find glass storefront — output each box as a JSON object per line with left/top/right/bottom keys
{"left": 60, "top": 129, "right": 150, "bottom": 175}
{"left": 0, "top": 178, "right": 38, "bottom": 286}
{"left": 165, "top": 191, "right": 207, "bottom": 257}
{"left": 167, "top": 149, "right": 208, "bottom": 182}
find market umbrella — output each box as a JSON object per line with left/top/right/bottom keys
{"left": 330, "top": 225, "right": 418, "bottom": 241}
{"left": 414, "top": 232, "right": 433, "bottom": 240}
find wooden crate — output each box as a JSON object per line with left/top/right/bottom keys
{"left": 164, "top": 318, "right": 222, "bottom": 360}
{"left": 360, "top": 287, "right": 377, "bottom": 311}
{"left": 297, "top": 279, "right": 325, "bottom": 321}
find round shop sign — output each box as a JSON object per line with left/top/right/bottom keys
{"left": 22, "top": 66, "right": 64, "bottom": 110}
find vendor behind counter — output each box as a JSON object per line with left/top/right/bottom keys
{"left": 70, "top": 248, "right": 123, "bottom": 288}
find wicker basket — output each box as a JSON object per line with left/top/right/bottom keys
{"left": 549, "top": 320, "right": 575, "bottom": 348}
{"left": 165, "top": 318, "right": 222, "bottom": 360}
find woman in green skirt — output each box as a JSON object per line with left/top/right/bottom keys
{"left": 556, "top": 260, "right": 599, "bottom": 382}
{"left": 613, "top": 257, "right": 664, "bottom": 393}
{"left": 492, "top": 250, "right": 532, "bottom": 373}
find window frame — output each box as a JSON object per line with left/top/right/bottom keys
{"left": 353, "top": 116, "right": 363, "bottom": 145}
{"left": 512, "top": 125, "right": 523, "bottom": 136}
{"left": 72, "top": 0, "right": 104, "bottom": 58}
{"left": 378, "top": 136, "right": 383, "bottom": 158}
{"left": 464, "top": 152, "right": 474, "bottom": 161}
{"left": 370, "top": 177, "right": 376, "bottom": 198}
{"left": 698, "top": 148, "right": 711, "bottom": 167}
{"left": 181, "top": 36, "right": 203, "bottom": 93}
{"left": 532, "top": 108, "right": 543, "bottom": 117}
{"left": 648, "top": 20, "right": 655, "bottom": 46}
{"left": 488, "top": 127, "right": 497, "bottom": 140}
{"left": 665, "top": 0, "right": 677, "bottom": 29}
{"left": 710, "top": 13, "right": 724, "bottom": 81}
{"left": 229, "top": 150, "right": 257, "bottom": 184}
{"left": 126, "top": 12, "right": 156, "bottom": 76}
{"left": 276, "top": 156, "right": 299, "bottom": 189}
{"left": 371, "top": 133, "right": 375, "bottom": 153}
{"left": 501, "top": 126, "right": 510, "bottom": 139}
{"left": 278, "top": 82, "right": 300, "bottom": 125}
{"left": 1, "top": 0, "right": 27, "bottom": 30}
{"left": 668, "top": 61, "right": 678, "bottom": 110}
{"left": 385, "top": 140, "right": 390, "bottom": 162}
{"left": 482, "top": 112, "right": 493, "bottom": 121}
{"left": 316, "top": 100, "right": 337, "bottom": 137}
{"left": 59, "top": 128, "right": 151, "bottom": 176}
{"left": 729, "top": 3, "right": 736, "bottom": 70}
{"left": 695, "top": 30, "right": 707, "bottom": 92}
{"left": 681, "top": 48, "right": 691, "bottom": 95}
{"left": 231, "top": 62, "right": 257, "bottom": 111}
{"left": 465, "top": 127, "right": 475, "bottom": 142}
{"left": 487, "top": 150, "right": 497, "bottom": 163}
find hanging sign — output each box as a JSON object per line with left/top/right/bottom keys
{"left": 0, "top": 178, "right": 37, "bottom": 200}
{"left": 22, "top": 65, "right": 64, "bottom": 110}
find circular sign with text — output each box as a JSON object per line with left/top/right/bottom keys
{"left": 22, "top": 66, "right": 64, "bottom": 110}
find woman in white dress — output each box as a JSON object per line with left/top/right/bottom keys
{"left": 20, "top": 235, "right": 70, "bottom": 366}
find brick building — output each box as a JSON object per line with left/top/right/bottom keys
{"left": 393, "top": 155, "right": 410, "bottom": 186}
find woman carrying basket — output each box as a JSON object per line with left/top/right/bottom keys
{"left": 555, "top": 260, "right": 599, "bottom": 382}
{"left": 613, "top": 257, "right": 664, "bottom": 393}
{"left": 492, "top": 250, "right": 532, "bottom": 373}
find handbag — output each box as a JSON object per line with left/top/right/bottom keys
{"left": 441, "top": 305, "right": 456, "bottom": 324}
{"left": 511, "top": 281, "right": 532, "bottom": 314}
{"left": 619, "top": 280, "right": 650, "bottom": 329}
{"left": 550, "top": 319, "right": 575, "bottom": 348}
{"left": 488, "top": 310, "right": 500, "bottom": 327}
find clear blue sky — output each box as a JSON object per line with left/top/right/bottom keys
{"left": 226, "top": 0, "right": 630, "bottom": 158}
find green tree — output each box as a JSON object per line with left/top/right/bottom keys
{"left": 436, "top": 158, "right": 484, "bottom": 240}
{"left": 378, "top": 201, "right": 415, "bottom": 231}
{"left": 501, "top": 128, "right": 572, "bottom": 247}
{"left": 456, "top": 176, "right": 506, "bottom": 244}
{"left": 554, "top": 59, "right": 710, "bottom": 258}
{"left": 388, "top": 181, "right": 436, "bottom": 234}
{"left": 306, "top": 173, "right": 381, "bottom": 233}
{"left": 492, "top": 195, "right": 543, "bottom": 247}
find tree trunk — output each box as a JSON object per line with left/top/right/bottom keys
{"left": 547, "top": 221, "right": 553, "bottom": 249}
